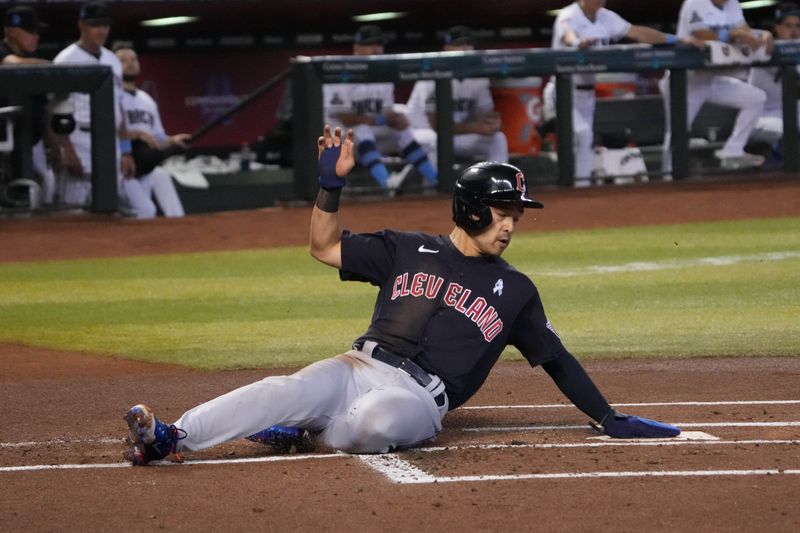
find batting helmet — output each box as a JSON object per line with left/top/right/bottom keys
{"left": 452, "top": 162, "right": 543, "bottom": 231}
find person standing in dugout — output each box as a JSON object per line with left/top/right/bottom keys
{"left": 1, "top": 6, "right": 63, "bottom": 204}
{"left": 52, "top": 1, "right": 153, "bottom": 217}
{"left": 122, "top": 126, "right": 680, "bottom": 465}
{"left": 115, "top": 44, "right": 190, "bottom": 218}
{"left": 746, "top": 2, "right": 800, "bottom": 154}
{"left": 543, "top": 0, "right": 702, "bottom": 186}
{"left": 661, "top": 0, "right": 773, "bottom": 173}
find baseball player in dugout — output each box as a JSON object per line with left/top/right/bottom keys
{"left": 746, "top": 2, "right": 800, "bottom": 153}
{"left": 406, "top": 25, "right": 509, "bottom": 166}
{"left": 53, "top": 1, "right": 153, "bottom": 218}
{"left": 323, "top": 25, "right": 438, "bottom": 193}
{"left": 661, "top": 0, "right": 774, "bottom": 173}
{"left": 123, "top": 125, "right": 680, "bottom": 466}
{"left": 1, "top": 6, "right": 59, "bottom": 203}
{"left": 544, "top": 0, "right": 703, "bottom": 187}
{"left": 115, "top": 44, "right": 189, "bottom": 218}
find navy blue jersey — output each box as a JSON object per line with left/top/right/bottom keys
{"left": 340, "top": 229, "right": 567, "bottom": 409}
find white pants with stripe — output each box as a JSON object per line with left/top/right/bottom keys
{"left": 173, "top": 349, "right": 447, "bottom": 454}
{"left": 543, "top": 81, "right": 596, "bottom": 180}
{"left": 659, "top": 71, "right": 767, "bottom": 172}
{"left": 412, "top": 129, "right": 509, "bottom": 167}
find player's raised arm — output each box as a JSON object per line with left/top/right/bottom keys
{"left": 309, "top": 125, "right": 354, "bottom": 269}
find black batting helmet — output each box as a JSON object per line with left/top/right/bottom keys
{"left": 452, "top": 162, "right": 543, "bottom": 231}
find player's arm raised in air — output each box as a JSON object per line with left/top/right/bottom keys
{"left": 309, "top": 125, "right": 355, "bottom": 269}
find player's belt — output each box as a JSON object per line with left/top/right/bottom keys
{"left": 575, "top": 84, "right": 595, "bottom": 91}
{"left": 354, "top": 340, "right": 447, "bottom": 408}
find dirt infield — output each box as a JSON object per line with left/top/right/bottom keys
{"left": 1, "top": 176, "right": 799, "bottom": 531}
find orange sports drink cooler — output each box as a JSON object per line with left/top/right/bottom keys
{"left": 491, "top": 77, "right": 543, "bottom": 156}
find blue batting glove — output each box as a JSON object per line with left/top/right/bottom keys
{"left": 318, "top": 143, "right": 346, "bottom": 190}
{"left": 595, "top": 409, "right": 681, "bottom": 439}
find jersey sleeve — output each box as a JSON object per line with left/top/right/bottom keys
{"left": 150, "top": 95, "right": 167, "bottom": 140}
{"left": 604, "top": 9, "right": 632, "bottom": 42}
{"left": 475, "top": 79, "right": 495, "bottom": 115}
{"left": 405, "top": 81, "right": 434, "bottom": 128}
{"left": 339, "top": 229, "right": 399, "bottom": 286}
{"left": 552, "top": 13, "right": 575, "bottom": 48}
{"left": 508, "top": 290, "right": 567, "bottom": 366}
{"left": 679, "top": 0, "right": 712, "bottom": 36}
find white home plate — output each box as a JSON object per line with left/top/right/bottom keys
{"left": 588, "top": 431, "right": 718, "bottom": 442}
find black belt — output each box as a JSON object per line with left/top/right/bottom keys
{"left": 576, "top": 84, "right": 595, "bottom": 91}
{"left": 354, "top": 340, "right": 447, "bottom": 407}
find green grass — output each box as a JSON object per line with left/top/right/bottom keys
{"left": 1, "top": 217, "right": 798, "bottom": 368}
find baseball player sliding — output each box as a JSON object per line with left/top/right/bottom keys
{"left": 544, "top": 0, "right": 700, "bottom": 187}
{"left": 123, "top": 125, "right": 680, "bottom": 465}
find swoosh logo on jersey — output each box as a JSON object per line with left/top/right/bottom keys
{"left": 418, "top": 245, "right": 439, "bottom": 254}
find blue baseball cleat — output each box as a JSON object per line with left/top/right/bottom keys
{"left": 124, "top": 404, "right": 186, "bottom": 465}
{"left": 247, "top": 425, "right": 313, "bottom": 454}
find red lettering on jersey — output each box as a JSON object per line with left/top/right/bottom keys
{"left": 482, "top": 319, "right": 503, "bottom": 342}
{"left": 410, "top": 272, "right": 427, "bottom": 297}
{"left": 476, "top": 306, "right": 499, "bottom": 331}
{"left": 516, "top": 172, "right": 525, "bottom": 193}
{"left": 443, "top": 282, "right": 463, "bottom": 307}
{"left": 464, "top": 297, "right": 487, "bottom": 321}
{"left": 425, "top": 275, "right": 444, "bottom": 299}
{"left": 399, "top": 272, "right": 410, "bottom": 297}
{"left": 454, "top": 288, "right": 472, "bottom": 313}
{"left": 391, "top": 274, "right": 402, "bottom": 300}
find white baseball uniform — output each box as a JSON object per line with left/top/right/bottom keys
{"left": 660, "top": 0, "right": 767, "bottom": 171}
{"left": 747, "top": 64, "right": 800, "bottom": 142}
{"left": 542, "top": 2, "right": 631, "bottom": 181}
{"left": 323, "top": 82, "right": 417, "bottom": 153}
{"left": 120, "top": 87, "right": 185, "bottom": 218}
{"left": 53, "top": 43, "right": 153, "bottom": 217}
{"left": 406, "top": 78, "right": 509, "bottom": 163}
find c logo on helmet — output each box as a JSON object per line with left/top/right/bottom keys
{"left": 515, "top": 172, "right": 525, "bottom": 193}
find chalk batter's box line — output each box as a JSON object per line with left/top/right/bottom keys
{"left": 460, "top": 400, "right": 800, "bottom": 410}
{"left": 3, "top": 437, "right": 799, "bottom": 474}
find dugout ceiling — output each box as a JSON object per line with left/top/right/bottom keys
{"left": 10, "top": 0, "right": 783, "bottom": 56}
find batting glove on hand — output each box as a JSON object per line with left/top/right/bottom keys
{"left": 318, "top": 144, "right": 345, "bottom": 190}
{"left": 317, "top": 125, "right": 354, "bottom": 190}
{"left": 592, "top": 409, "right": 681, "bottom": 439}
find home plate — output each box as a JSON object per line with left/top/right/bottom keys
{"left": 588, "top": 431, "right": 718, "bottom": 442}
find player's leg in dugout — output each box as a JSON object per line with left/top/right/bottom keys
{"left": 708, "top": 75, "right": 767, "bottom": 158}
{"left": 171, "top": 350, "right": 443, "bottom": 454}
{"left": 147, "top": 166, "right": 185, "bottom": 217}
{"left": 572, "top": 88, "right": 596, "bottom": 183}
{"left": 454, "top": 132, "right": 509, "bottom": 163}
{"left": 353, "top": 123, "right": 391, "bottom": 187}
{"left": 385, "top": 127, "right": 438, "bottom": 186}
{"left": 119, "top": 175, "right": 157, "bottom": 219}
{"left": 659, "top": 71, "right": 713, "bottom": 173}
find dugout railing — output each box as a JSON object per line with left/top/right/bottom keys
{"left": 0, "top": 64, "right": 117, "bottom": 213}
{"left": 291, "top": 41, "right": 800, "bottom": 201}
